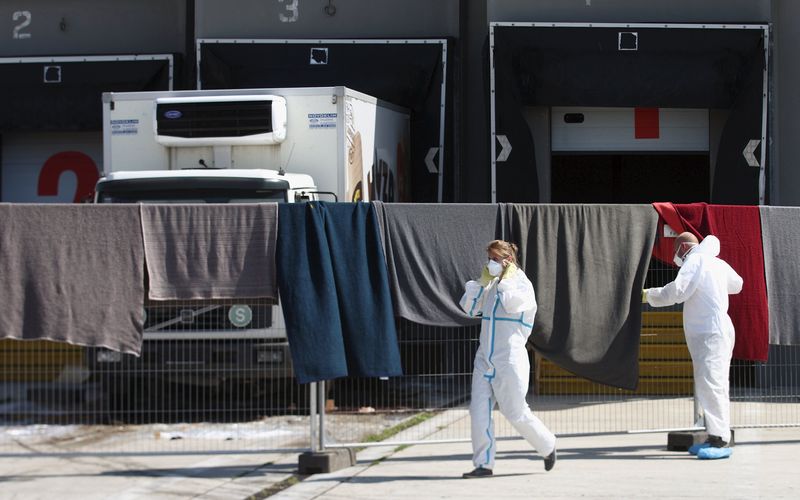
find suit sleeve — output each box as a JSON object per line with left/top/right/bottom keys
{"left": 460, "top": 280, "right": 487, "bottom": 317}
{"left": 726, "top": 263, "right": 744, "bottom": 295}
{"left": 496, "top": 273, "right": 537, "bottom": 315}
{"left": 647, "top": 257, "right": 702, "bottom": 307}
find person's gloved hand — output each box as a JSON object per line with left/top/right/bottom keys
{"left": 641, "top": 289, "right": 649, "bottom": 304}
{"left": 500, "top": 262, "right": 517, "bottom": 281}
{"left": 478, "top": 265, "right": 493, "bottom": 286}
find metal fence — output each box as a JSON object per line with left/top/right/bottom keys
{"left": 1, "top": 263, "right": 799, "bottom": 457}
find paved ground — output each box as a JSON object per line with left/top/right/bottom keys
{"left": 275, "top": 415, "right": 800, "bottom": 500}
{"left": 1, "top": 409, "right": 798, "bottom": 499}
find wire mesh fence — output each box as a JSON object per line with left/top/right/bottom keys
{"left": 1, "top": 262, "right": 799, "bottom": 456}
{"left": 321, "top": 259, "right": 800, "bottom": 447}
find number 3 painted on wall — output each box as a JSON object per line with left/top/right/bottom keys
{"left": 278, "top": 0, "right": 299, "bottom": 23}
{"left": 37, "top": 151, "right": 100, "bottom": 203}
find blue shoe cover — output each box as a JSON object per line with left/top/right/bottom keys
{"left": 697, "top": 447, "right": 732, "bottom": 460}
{"left": 688, "top": 443, "right": 711, "bottom": 455}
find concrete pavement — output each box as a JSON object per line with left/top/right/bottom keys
{"left": 1, "top": 409, "right": 798, "bottom": 499}
{"left": 274, "top": 414, "right": 800, "bottom": 499}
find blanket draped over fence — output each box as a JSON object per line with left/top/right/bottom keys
{"left": 506, "top": 204, "right": 659, "bottom": 390}
{"left": 652, "top": 202, "right": 769, "bottom": 362}
{"left": 140, "top": 203, "right": 278, "bottom": 301}
{"left": 759, "top": 206, "right": 800, "bottom": 346}
{"left": 0, "top": 204, "right": 145, "bottom": 355}
{"left": 373, "top": 202, "right": 502, "bottom": 327}
{"left": 276, "top": 202, "right": 403, "bottom": 384}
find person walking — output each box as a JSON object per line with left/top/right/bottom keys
{"left": 459, "top": 240, "right": 556, "bottom": 478}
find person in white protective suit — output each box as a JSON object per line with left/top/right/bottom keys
{"left": 459, "top": 240, "right": 556, "bottom": 479}
{"left": 643, "top": 232, "right": 743, "bottom": 450}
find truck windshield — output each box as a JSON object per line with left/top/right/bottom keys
{"left": 97, "top": 188, "right": 287, "bottom": 204}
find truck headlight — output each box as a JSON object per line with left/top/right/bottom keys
{"left": 96, "top": 350, "right": 122, "bottom": 363}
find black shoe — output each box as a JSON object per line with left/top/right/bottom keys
{"left": 544, "top": 448, "right": 557, "bottom": 471}
{"left": 707, "top": 435, "right": 728, "bottom": 448}
{"left": 462, "top": 467, "right": 493, "bottom": 479}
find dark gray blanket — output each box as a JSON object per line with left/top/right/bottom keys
{"left": 506, "top": 204, "right": 658, "bottom": 390}
{"left": 759, "top": 206, "right": 800, "bottom": 345}
{"left": 373, "top": 203, "right": 502, "bottom": 327}
{"left": 140, "top": 203, "right": 278, "bottom": 300}
{"left": 0, "top": 204, "right": 144, "bottom": 355}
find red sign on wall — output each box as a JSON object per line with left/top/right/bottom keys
{"left": 37, "top": 151, "right": 100, "bottom": 203}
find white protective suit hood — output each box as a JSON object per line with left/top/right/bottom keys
{"left": 692, "top": 234, "right": 721, "bottom": 258}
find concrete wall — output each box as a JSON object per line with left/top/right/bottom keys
{"left": 4, "top": 0, "right": 800, "bottom": 204}
{"left": 773, "top": 0, "right": 800, "bottom": 205}
{"left": 195, "top": 0, "right": 459, "bottom": 39}
{"left": 0, "top": 0, "right": 185, "bottom": 56}
{"left": 487, "top": 0, "right": 771, "bottom": 23}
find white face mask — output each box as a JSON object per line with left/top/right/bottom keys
{"left": 673, "top": 242, "right": 696, "bottom": 267}
{"left": 487, "top": 260, "right": 503, "bottom": 277}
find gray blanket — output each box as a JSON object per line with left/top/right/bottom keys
{"left": 506, "top": 204, "right": 658, "bottom": 390}
{"left": 759, "top": 206, "right": 800, "bottom": 345}
{"left": 140, "top": 203, "right": 278, "bottom": 300}
{"left": 0, "top": 204, "right": 144, "bottom": 355}
{"left": 373, "top": 203, "right": 502, "bottom": 327}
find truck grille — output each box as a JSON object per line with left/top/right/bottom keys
{"left": 155, "top": 100, "right": 273, "bottom": 139}
{"left": 144, "top": 299, "right": 273, "bottom": 333}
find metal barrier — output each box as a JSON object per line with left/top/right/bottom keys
{"left": 2, "top": 262, "right": 799, "bottom": 456}
{"left": 0, "top": 297, "right": 316, "bottom": 455}
{"left": 320, "top": 260, "right": 800, "bottom": 448}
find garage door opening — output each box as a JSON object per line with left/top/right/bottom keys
{"left": 551, "top": 153, "right": 709, "bottom": 204}
{"left": 549, "top": 106, "right": 711, "bottom": 203}
{"left": 491, "top": 23, "right": 768, "bottom": 204}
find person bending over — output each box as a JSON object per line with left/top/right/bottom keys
{"left": 644, "top": 232, "right": 743, "bottom": 452}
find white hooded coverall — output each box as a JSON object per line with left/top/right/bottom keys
{"left": 645, "top": 235, "right": 743, "bottom": 442}
{"left": 460, "top": 265, "right": 555, "bottom": 470}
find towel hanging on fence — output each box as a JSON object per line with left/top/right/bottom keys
{"left": 140, "top": 203, "right": 278, "bottom": 301}
{"left": 759, "top": 206, "right": 800, "bottom": 346}
{"left": 506, "top": 204, "right": 658, "bottom": 391}
{"left": 0, "top": 204, "right": 144, "bottom": 355}
{"left": 373, "top": 202, "right": 502, "bottom": 327}
{"left": 277, "top": 202, "right": 403, "bottom": 384}
{"left": 652, "top": 202, "right": 769, "bottom": 362}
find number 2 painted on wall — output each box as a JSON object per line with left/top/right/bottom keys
{"left": 37, "top": 151, "right": 100, "bottom": 203}
{"left": 12, "top": 11, "right": 32, "bottom": 39}
{"left": 278, "top": 0, "right": 298, "bottom": 23}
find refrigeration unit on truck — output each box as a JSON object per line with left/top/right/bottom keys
{"left": 90, "top": 87, "right": 411, "bottom": 392}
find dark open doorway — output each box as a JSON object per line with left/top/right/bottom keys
{"left": 551, "top": 153, "right": 709, "bottom": 204}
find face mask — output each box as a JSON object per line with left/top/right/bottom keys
{"left": 487, "top": 260, "right": 503, "bottom": 277}
{"left": 673, "top": 242, "right": 696, "bottom": 267}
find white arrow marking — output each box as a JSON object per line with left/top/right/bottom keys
{"left": 496, "top": 135, "right": 512, "bottom": 162}
{"left": 743, "top": 139, "right": 760, "bottom": 167}
{"left": 425, "top": 147, "right": 440, "bottom": 173}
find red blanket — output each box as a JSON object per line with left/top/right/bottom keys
{"left": 652, "top": 202, "right": 768, "bottom": 361}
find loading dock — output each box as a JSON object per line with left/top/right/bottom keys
{"left": 196, "top": 38, "right": 450, "bottom": 202}
{"left": 489, "top": 23, "right": 769, "bottom": 204}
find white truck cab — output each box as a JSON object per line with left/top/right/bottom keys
{"left": 94, "top": 168, "right": 319, "bottom": 204}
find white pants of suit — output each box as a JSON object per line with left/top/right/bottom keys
{"left": 469, "top": 360, "right": 556, "bottom": 470}
{"left": 685, "top": 328, "right": 734, "bottom": 442}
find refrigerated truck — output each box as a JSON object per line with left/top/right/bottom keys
{"left": 91, "top": 87, "right": 410, "bottom": 391}
{"left": 101, "top": 86, "right": 411, "bottom": 203}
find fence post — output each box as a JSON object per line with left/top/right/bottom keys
{"left": 309, "top": 382, "right": 319, "bottom": 453}
{"left": 318, "top": 381, "right": 326, "bottom": 451}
